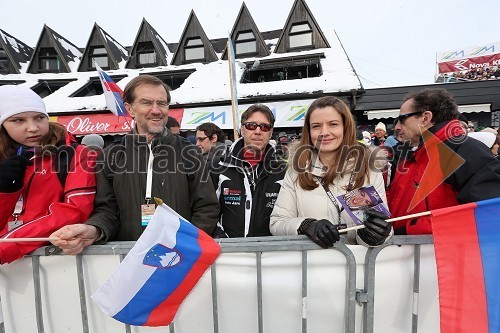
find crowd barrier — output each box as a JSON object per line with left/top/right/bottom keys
{"left": 0, "top": 235, "right": 438, "bottom": 333}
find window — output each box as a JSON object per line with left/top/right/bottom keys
{"left": 137, "top": 42, "right": 156, "bottom": 66}
{"left": 289, "top": 22, "right": 313, "bottom": 49}
{"left": 235, "top": 30, "right": 256, "bottom": 56}
{"left": 184, "top": 37, "right": 204, "bottom": 62}
{"left": 141, "top": 69, "right": 196, "bottom": 90}
{"left": 241, "top": 54, "right": 323, "bottom": 83}
{"left": 70, "top": 75, "right": 127, "bottom": 97}
{"left": 38, "top": 48, "right": 62, "bottom": 72}
{"left": 32, "top": 79, "right": 76, "bottom": 98}
{"left": 89, "top": 47, "right": 108, "bottom": 69}
{"left": 0, "top": 49, "right": 9, "bottom": 74}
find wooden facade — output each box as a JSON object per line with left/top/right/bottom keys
{"left": 125, "top": 18, "right": 170, "bottom": 69}
{"left": 170, "top": 10, "right": 218, "bottom": 66}
{"left": 221, "top": 2, "right": 270, "bottom": 60}
{"left": 274, "top": 0, "right": 330, "bottom": 53}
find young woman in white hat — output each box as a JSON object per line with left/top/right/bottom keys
{"left": 0, "top": 85, "right": 96, "bottom": 264}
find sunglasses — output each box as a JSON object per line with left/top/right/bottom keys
{"left": 242, "top": 122, "right": 272, "bottom": 132}
{"left": 396, "top": 111, "right": 424, "bottom": 124}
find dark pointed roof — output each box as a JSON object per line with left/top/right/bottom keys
{"left": 77, "top": 23, "right": 128, "bottom": 72}
{"left": 221, "top": 2, "right": 270, "bottom": 60}
{"left": 274, "top": 0, "right": 330, "bottom": 53}
{"left": 170, "top": 10, "right": 218, "bottom": 66}
{"left": 0, "top": 29, "right": 33, "bottom": 74}
{"left": 125, "top": 18, "right": 170, "bottom": 69}
{"left": 27, "top": 24, "right": 82, "bottom": 73}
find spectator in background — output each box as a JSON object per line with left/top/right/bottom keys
{"left": 276, "top": 131, "right": 290, "bottom": 159}
{"left": 166, "top": 116, "right": 181, "bottom": 134}
{"left": 372, "top": 122, "right": 387, "bottom": 146}
{"left": 469, "top": 131, "right": 499, "bottom": 157}
{"left": 388, "top": 88, "right": 500, "bottom": 235}
{"left": 81, "top": 133, "right": 104, "bottom": 151}
{"left": 195, "top": 122, "right": 226, "bottom": 164}
{"left": 467, "top": 121, "right": 475, "bottom": 133}
{"left": 458, "top": 114, "right": 469, "bottom": 134}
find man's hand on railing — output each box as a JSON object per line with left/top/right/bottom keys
{"left": 298, "top": 219, "right": 340, "bottom": 249}
{"left": 50, "top": 224, "right": 102, "bottom": 255}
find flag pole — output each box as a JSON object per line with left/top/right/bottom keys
{"left": 0, "top": 237, "right": 60, "bottom": 243}
{"left": 339, "top": 211, "right": 432, "bottom": 233}
{"left": 227, "top": 37, "right": 239, "bottom": 140}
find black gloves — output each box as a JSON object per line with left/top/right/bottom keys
{"left": 0, "top": 155, "right": 32, "bottom": 193}
{"left": 298, "top": 219, "right": 340, "bottom": 249}
{"left": 358, "top": 208, "right": 391, "bottom": 246}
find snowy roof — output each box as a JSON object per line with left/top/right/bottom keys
{"left": 0, "top": 26, "right": 361, "bottom": 114}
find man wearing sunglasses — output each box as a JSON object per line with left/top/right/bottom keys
{"left": 387, "top": 88, "right": 500, "bottom": 235}
{"left": 210, "top": 104, "right": 286, "bottom": 238}
{"left": 195, "top": 122, "right": 227, "bottom": 166}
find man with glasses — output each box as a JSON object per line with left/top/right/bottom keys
{"left": 51, "top": 75, "right": 219, "bottom": 254}
{"left": 210, "top": 104, "right": 286, "bottom": 238}
{"left": 195, "top": 122, "right": 227, "bottom": 165}
{"left": 387, "top": 88, "right": 500, "bottom": 235}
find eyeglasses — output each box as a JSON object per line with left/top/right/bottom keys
{"left": 468, "top": 125, "right": 475, "bottom": 129}
{"left": 242, "top": 122, "right": 272, "bottom": 132}
{"left": 396, "top": 111, "right": 424, "bottom": 124}
{"left": 135, "top": 99, "right": 169, "bottom": 111}
{"left": 196, "top": 136, "right": 209, "bottom": 142}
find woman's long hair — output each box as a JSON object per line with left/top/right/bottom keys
{"left": 293, "top": 96, "right": 371, "bottom": 191}
{"left": 0, "top": 122, "right": 67, "bottom": 161}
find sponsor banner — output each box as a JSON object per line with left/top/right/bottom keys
{"left": 438, "top": 53, "right": 500, "bottom": 74}
{"left": 56, "top": 109, "right": 184, "bottom": 135}
{"left": 57, "top": 114, "right": 133, "bottom": 135}
{"left": 180, "top": 99, "right": 316, "bottom": 130}
{"left": 438, "top": 42, "right": 500, "bottom": 62}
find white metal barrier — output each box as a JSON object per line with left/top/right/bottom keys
{"left": 0, "top": 235, "right": 439, "bottom": 333}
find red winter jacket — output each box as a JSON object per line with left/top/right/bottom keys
{"left": 0, "top": 140, "right": 97, "bottom": 264}
{"left": 388, "top": 120, "right": 500, "bottom": 235}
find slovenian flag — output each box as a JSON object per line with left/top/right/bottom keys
{"left": 95, "top": 64, "right": 128, "bottom": 117}
{"left": 92, "top": 201, "right": 220, "bottom": 326}
{"left": 431, "top": 197, "right": 500, "bottom": 333}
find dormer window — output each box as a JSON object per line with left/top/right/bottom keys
{"left": 137, "top": 41, "right": 156, "bottom": 66}
{"left": 184, "top": 37, "right": 204, "bottom": 62}
{"left": 89, "top": 46, "right": 108, "bottom": 69}
{"left": 39, "top": 48, "right": 61, "bottom": 72}
{"left": 289, "top": 22, "right": 313, "bottom": 49}
{"left": 0, "top": 49, "right": 9, "bottom": 74}
{"left": 235, "top": 30, "right": 256, "bottom": 56}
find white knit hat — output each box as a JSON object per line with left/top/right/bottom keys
{"left": 375, "top": 122, "right": 386, "bottom": 132}
{"left": 468, "top": 132, "right": 497, "bottom": 149}
{"left": 0, "top": 85, "right": 48, "bottom": 127}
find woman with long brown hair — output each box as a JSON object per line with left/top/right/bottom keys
{"left": 0, "top": 85, "right": 96, "bottom": 264}
{"left": 270, "top": 96, "right": 392, "bottom": 247}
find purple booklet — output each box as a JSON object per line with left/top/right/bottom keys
{"left": 336, "top": 185, "right": 390, "bottom": 225}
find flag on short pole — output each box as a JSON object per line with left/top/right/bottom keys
{"left": 431, "top": 197, "right": 500, "bottom": 333}
{"left": 95, "top": 64, "right": 127, "bottom": 117}
{"left": 92, "top": 201, "right": 221, "bottom": 326}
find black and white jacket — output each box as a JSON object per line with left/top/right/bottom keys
{"left": 210, "top": 138, "right": 287, "bottom": 238}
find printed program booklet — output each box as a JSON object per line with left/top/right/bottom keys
{"left": 336, "top": 185, "right": 390, "bottom": 225}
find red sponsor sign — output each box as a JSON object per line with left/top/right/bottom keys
{"left": 438, "top": 53, "right": 500, "bottom": 73}
{"left": 57, "top": 114, "right": 133, "bottom": 135}
{"left": 56, "top": 109, "right": 185, "bottom": 135}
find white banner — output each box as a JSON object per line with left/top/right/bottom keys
{"left": 437, "top": 42, "right": 500, "bottom": 63}
{"left": 180, "top": 99, "right": 316, "bottom": 130}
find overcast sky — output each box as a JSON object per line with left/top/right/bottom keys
{"left": 3, "top": 0, "right": 499, "bottom": 88}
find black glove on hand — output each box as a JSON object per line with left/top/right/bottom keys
{"left": 0, "top": 155, "right": 32, "bottom": 193}
{"left": 358, "top": 208, "right": 391, "bottom": 246}
{"left": 298, "top": 219, "right": 340, "bottom": 249}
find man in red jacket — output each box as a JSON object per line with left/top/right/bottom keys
{"left": 388, "top": 88, "right": 500, "bottom": 235}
